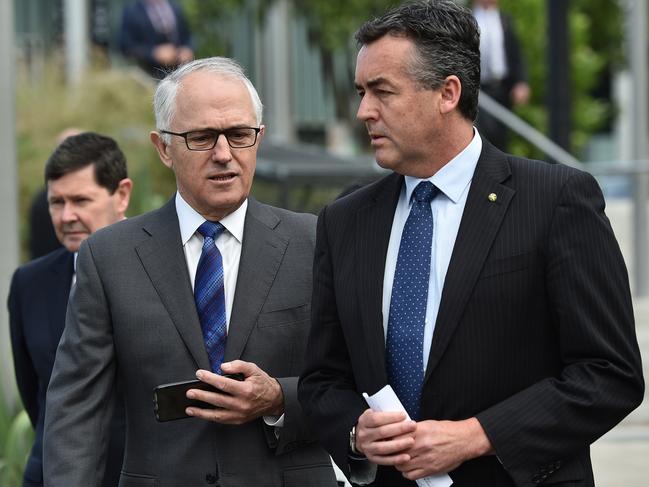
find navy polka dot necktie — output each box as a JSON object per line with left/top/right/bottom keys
{"left": 195, "top": 221, "right": 227, "bottom": 374}
{"left": 386, "top": 181, "right": 438, "bottom": 420}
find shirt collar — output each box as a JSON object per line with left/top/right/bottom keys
{"left": 404, "top": 129, "right": 482, "bottom": 204}
{"left": 175, "top": 192, "right": 248, "bottom": 245}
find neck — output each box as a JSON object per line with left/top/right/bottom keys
{"left": 411, "top": 120, "right": 475, "bottom": 179}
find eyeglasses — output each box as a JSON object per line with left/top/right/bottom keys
{"left": 160, "top": 127, "right": 261, "bottom": 150}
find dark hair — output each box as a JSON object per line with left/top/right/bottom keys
{"left": 355, "top": 0, "right": 481, "bottom": 121}
{"left": 45, "top": 132, "right": 128, "bottom": 193}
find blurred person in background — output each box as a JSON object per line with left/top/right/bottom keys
{"left": 28, "top": 129, "right": 84, "bottom": 259}
{"left": 472, "top": 0, "right": 530, "bottom": 151}
{"left": 8, "top": 132, "right": 132, "bottom": 487}
{"left": 119, "top": 0, "right": 194, "bottom": 79}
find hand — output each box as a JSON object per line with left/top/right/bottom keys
{"left": 395, "top": 418, "right": 494, "bottom": 481}
{"left": 177, "top": 47, "right": 194, "bottom": 64}
{"left": 152, "top": 43, "right": 178, "bottom": 65}
{"left": 510, "top": 82, "right": 531, "bottom": 105}
{"left": 355, "top": 409, "right": 417, "bottom": 466}
{"left": 185, "top": 360, "right": 284, "bottom": 425}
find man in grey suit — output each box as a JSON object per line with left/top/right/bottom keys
{"left": 44, "top": 57, "right": 337, "bottom": 487}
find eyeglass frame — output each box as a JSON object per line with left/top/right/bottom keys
{"left": 160, "top": 126, "right": 262, "bottom": 150}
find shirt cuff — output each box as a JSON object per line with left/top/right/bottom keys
{"left": 263, "top": 413, "right": 285, "bottom": 428}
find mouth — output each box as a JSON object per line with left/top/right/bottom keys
{"left": 207, "top": 173, "right": 237, "bottom": 182}
{"left": 369, "top": 133, "right": 388, "bottom": 145}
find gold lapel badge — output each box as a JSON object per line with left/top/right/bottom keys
{"left": 488, "top": 193, "right": 497, "bottom": 202}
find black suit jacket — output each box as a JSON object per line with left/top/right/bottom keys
{"left": 299, "top": 142, "right": 644, "bottom": 487}
{"left": 8, "top": 248, "right": 125, "bottom": 487}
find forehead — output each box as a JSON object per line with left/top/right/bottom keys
{"left": 173, "top": 71, "right": 256, "bottom": 128}
{"left": 355, "top": 35, "right": 416, "bottom": 85}
{"left": 47, "top": 165, "right": 104, "bottom": 196}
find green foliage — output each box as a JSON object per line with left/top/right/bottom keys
{"left": 16, "top": 57, "right": 176, "bottom": 260}
{"left": 501, "top": 0, "right": 622, "bottom": 158}
{"left": 182, "top": 0, "right": 245, "bottom": 57}
{"left": 0, "top": 390, "right": 33, "bottom": 487}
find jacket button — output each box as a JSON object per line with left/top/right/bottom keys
{"left": 206, "top": 473, "right": 217, "bottom": 484}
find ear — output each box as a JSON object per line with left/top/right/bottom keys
{"left": 257, "top": 125, "right": 265, "bottom": 143}
{"left": 439, "top": 75, "right": 462, "bottom": 115}
{"left": 150, "top": 131, "right": 174, "bottom": 169}
{"left": 114, "top": 178, "right": 133, "bottom": 217}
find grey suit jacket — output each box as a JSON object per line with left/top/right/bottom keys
{"left": 44, "top": 197, "right": 336, "bottom": 487}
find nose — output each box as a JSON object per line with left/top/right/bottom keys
{"left": 356, "top": 95, "right": 377, "bottom": 123}
{"left": 61, "top": 202, "right": 78, "bottom": 222}
{"left": 210, "top": 133, "right": 233, "bottom": 164}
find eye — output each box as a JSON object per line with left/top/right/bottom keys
{"left": 187, "top": 131, "right": 215, "bottom": 145}
{"left": 228, "top": 130, "right": 249, "bottom": 140}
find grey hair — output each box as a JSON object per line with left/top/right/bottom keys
{"left": 153, "top": 57, "right": 264, "bottom": 143}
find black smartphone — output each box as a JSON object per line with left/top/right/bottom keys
{"left": 153, "top": 373, "right": 245, "bottom": 422}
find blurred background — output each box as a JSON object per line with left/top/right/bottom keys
{"left": 0, "top": 0, "right": 647, "bottom": 484}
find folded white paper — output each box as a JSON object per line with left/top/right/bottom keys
{"left": 363, "top": 385, "right": 453, "bottom": 487}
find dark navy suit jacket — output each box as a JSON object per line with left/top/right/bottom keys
{"left": 118, "top": 0, "right": 192, "bottom": 78}
{"left": 8, "top": 247, "right": 125, "bottom": 487}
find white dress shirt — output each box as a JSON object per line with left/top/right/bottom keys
{"left": 382, "top": 130, "right": 482, "bottom": 371}
{"left": 474, "top": 6, "right": 507, "bottom": 83}
{"left": 175, "top": 192, "right": 289, "bottom": 430}
{"left": 176, "top": 192, "right": 247, "bottom": 331}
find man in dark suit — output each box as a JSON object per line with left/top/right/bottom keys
{"left": 473, "top": 0, "right": 530, "bottom": 151}
{"left": 119, "top": 0, "right": 193, "bottom": 79}
{"left": 8, "top": 132, "right": 132, "bottom": 487}
{"left": 43, "top": 57, "right": 338, "bottom": 486}
{"left": 299, "top": 2, "right": 644, "bottom": 486}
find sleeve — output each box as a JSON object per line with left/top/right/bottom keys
{"left": 298, "top": 206, "right": 369, "bottom": 475}
{"left": 118, "top": 7, "right": 156, "bottom": 66}
{"left": 43, "top": 240, "right": 117, "bottom": 486}
{"left": 476, "top": 171, "right": 645, "bottom": 486}
{"left": 8, "top": 269, "right": 39, "bottom": 427}
{"left": 502, "top": 13, "right": 528, "bottom": 86}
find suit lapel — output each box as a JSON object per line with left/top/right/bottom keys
{"left": 224, "top": 199, "right": 287, "bottom": 361}
{"left": 355, "top": 174, "right": 403, "bottom": 389}
{"left": 425, "top": 143, "right": 514, "bottom": 380}
{"left": 135, "top": 199, "right": 211, "bottom": 370}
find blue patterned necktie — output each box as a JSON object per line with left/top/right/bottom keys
{"left": 195, "top": 221, "right": 227, "bottom": 374}
{"left": 386, "top": 181, "right": 438, "bottom": 420}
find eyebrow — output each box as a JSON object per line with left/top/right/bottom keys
{"left": 355, "top": 77, "right": 396, "bottom": 91}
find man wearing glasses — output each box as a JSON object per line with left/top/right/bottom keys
{"left": 43, "top": 57, "right": 338, "bottom": 487}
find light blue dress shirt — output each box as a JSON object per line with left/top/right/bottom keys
{"left": 382, "top": 131, "right": 482, "bottom": 370}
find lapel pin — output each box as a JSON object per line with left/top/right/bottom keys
{"left": 488, "top": 193, "right": 497, "bottom": 202}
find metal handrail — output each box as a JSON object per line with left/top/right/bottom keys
{"left": 478, "top": 90, "right": 582, "bottom": 168}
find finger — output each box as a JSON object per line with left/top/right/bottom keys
{"left": 365, "top": 450, "right": 412, "bottom": 467}
{"left": 186, "top": 388, "right": 237, "bottom": 409}
{"left": 186, "top": 405, "right": 245, "bottom": 425}
{"left": 220, "top": 360, "right": 257, "bottom": 376}
{"left": 362, "top": 435, "right": 415, "bottom": 458}
{"left": 359, "top": 410, "right": 410, "bottom": 428}
{"left": 401, "top": 468, "right": 427, "bottom": 481}
{"left": 194, "top": 370, "right": 246, "bottom": 396}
